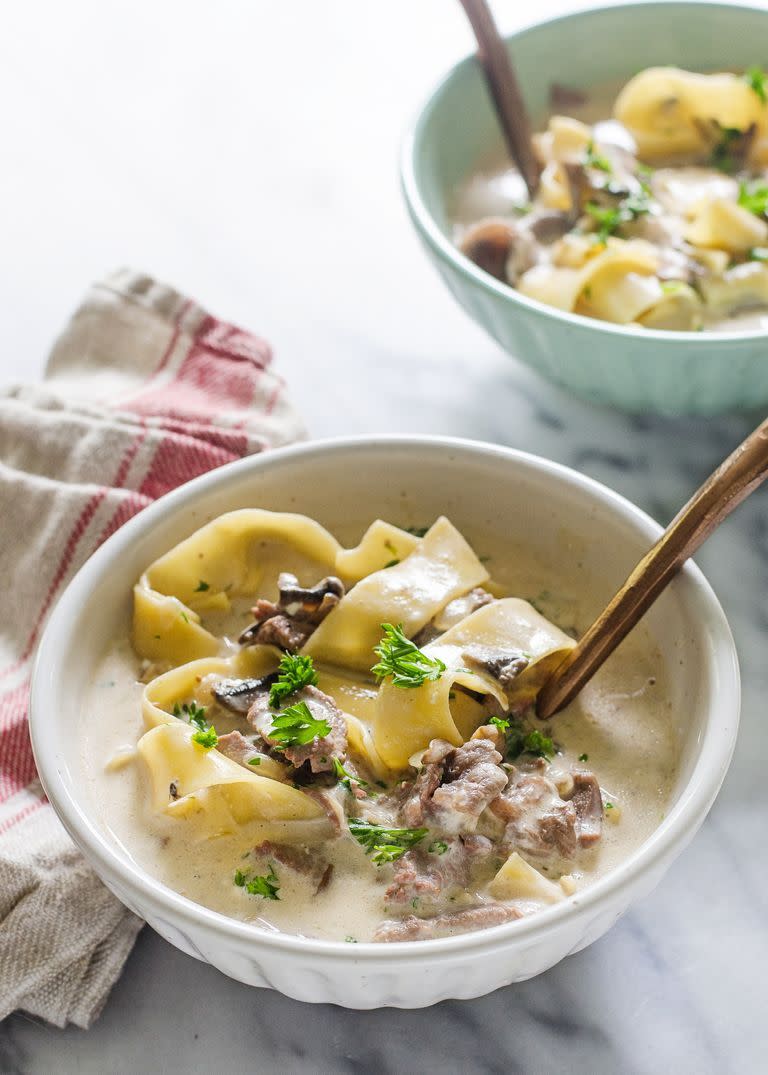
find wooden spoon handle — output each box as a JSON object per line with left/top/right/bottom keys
{"left": 458, "top": 0, "right": 540, "bottom": 197}
{"left": 536, "top": 416, "right": 768, "bottom": 719}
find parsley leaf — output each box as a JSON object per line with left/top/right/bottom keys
{"left": 578, "top": 752, "right": 589, "bottom": 762}
{"left": 173, "top": 701, "right": 208, "bottom": 731}
{"left": 194, "top": 580, "right": 210, "bottom": 592}
{"left": 268, "top": 652, "right": 319, "bottom": 708}
{"left": 234, "top": 865, "right": 280, "bottom": 899}
{"left": 383, "top": 558, "right": 400, "bottom": 568}
{"left": 738, "top": 180, "right": 768, "bottom": 217}
{"left": 348, "top": 818, "right": 428, "bottom": 865}
{"left": 428, "top": 840, "right": 448, "bottom": 855}
{"left": 269, "top": 700, "right": 331, "bottom": 749}
{"left": 749, "top": 246, "right": 768, "bottom": 262}
{"left": 586, "top": 187, "right": 652, "bottom": 241}
{"left": 371, "top": 623, "right": 446, "bottom": 689}
{"left": 405, "top": 525, "right": 429, "bottom": 537}
{"left": 192, "top": 725, "right": 218, "bottom": 749}
{"left": 332, "top": 756, "right": 368, "bottom": 790}
{"left": 745, "top": 65, "right": 768, "bottom": 105}
{"left": 583, "top": 140, "right": 612, "bottom": 173}
{"left": 490, "top": 716, "right": 555, "bottom": 761}
{"left": 710, "top": 126, "right": 745, "bottom": 173}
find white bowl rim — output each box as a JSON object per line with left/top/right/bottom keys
{"left": 400, "top": 0, "right": 768, "bottom": 346}
{"left": 30, "top": 434, "right": 740, "bottom": 960}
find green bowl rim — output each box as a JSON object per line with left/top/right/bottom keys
{"left": 400, "top": 0, "right": 768, "bottom": 346}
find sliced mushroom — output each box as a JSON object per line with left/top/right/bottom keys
{"left": 213, "top": 676, "right": 272, "bottom": 715}
{"left": 462, "top": 646, "right": 529, "bottom": 691}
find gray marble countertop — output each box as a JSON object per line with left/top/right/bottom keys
{"left": 2, "top": 1, "right": 767, "bottom": 1071}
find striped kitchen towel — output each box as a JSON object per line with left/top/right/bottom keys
{"left": 0, "top": 269, "right": 304, "bottom": 1028}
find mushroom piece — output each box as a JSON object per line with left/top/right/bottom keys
{"left": 213, "top": 676, "right": 272, "bottom": 715}
{"left": 459, "top": 218, "right": 537, "bottom": 283}
{"left": 462, "top": 645, "right": 529, "bottom": 691}
{"left": 239, "top": 573, "right": 345, "bottom": 647}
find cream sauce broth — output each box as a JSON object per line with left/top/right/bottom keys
{"left": 81, "top": 533, "right": 678, "bottom": 943}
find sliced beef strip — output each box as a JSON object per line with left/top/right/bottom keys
{"left": 565, "top": 769, "right": 603, "bottom": 847}
{"left": 384, "top": 835, "right": 493, "bottom": 910}
{"left": 491, "top": 766, "right": 578, "bottom": 861}
{"left": 429, "top": 739, "right": 508, "bottom": 834}
{"left": 239, "top": 573, "right": 345, "bottom": 651}
{"left": 373, "top": 903, "right": 522, "bottom": 942}
{"left": 247, "top": 684, "right": 347, "bottom": 774}
{"left": 400, "top": 739, "right": 454, "bottom": 827}
{"left": 216, "top": 729, "right": 265, "bottom": 769}
{"left": 254, "top": 840, "right": 330, "bottom": 894}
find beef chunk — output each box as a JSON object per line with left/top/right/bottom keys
{"left": 566, "top": 769, "right": 603, "bottom": 847}
{"left": 400, "top": 739, "right": 454, "bottom": 827}
{"left": 254, "top": 841, "right": 330, "bottom": 894}
{"left": 491, "top": 767, "right": 578, "bottom": 861}
{"left": 215, "top": 729, "right": 263, "bottom": 769}
{"left": 373, "top": 903, "right": 522, "bottom": 942}
{"left": 429, "top": 739, "right": 508, "bottom": 833}
{"left": 399, "top": 738, "right": 507, "bottom": 833}
{"left": 384, "top": 835, "right": 493, "bottom": 910}
{"left": 239, "top": 572, "right": 345, "bottom": 651}
{"left": 247, "top": 684, "right": 347, "bottom": 773}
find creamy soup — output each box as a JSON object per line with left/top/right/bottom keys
{"left": 82, "top": 512, "right": 677, "bottom": 943}
{"left": 451, "top": 67, "right": 768, "bottom": 332}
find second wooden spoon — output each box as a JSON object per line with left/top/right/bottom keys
{"left": 536, "top": 416, "right": 768, "bottom": 719}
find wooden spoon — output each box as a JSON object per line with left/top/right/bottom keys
{"left": 536, "top": 416, "right": 768, "bottom": 719}
{"left": 458, "top": 0, "right": 540, "bottom": 197}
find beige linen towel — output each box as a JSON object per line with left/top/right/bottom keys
{"left": 0, "top": 268, "right": 304, "bottom": 1027}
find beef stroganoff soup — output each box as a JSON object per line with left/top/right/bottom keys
{"left": 452, "top": 67, "right": 768, "bottom": 331}
{"left": 82, "top": 511, "right": 677, "bottom": 942}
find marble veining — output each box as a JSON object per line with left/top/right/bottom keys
{"left": 1, "top": 0, "right": 766, "bottom": 1071}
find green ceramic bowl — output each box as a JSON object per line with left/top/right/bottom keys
{"left": 401, "top": 1, "right": 768, "bottom": 415}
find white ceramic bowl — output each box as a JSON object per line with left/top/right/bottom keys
{"left": 30, "top": 437, "right": 740, "bottom": 1007}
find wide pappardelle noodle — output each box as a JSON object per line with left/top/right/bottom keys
{"left": 117, "top": 508, "right": 629, "bottom": 943}
{"left": 455, "top": 66, "right": 768, "bottom": 331}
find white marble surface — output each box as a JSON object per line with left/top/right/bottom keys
{"left": 2, "top": 0, "right": 768, "bottom": 1071}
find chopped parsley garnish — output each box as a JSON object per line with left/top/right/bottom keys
{"left": 345, "top": 935, "right": 358, "bottom": 943}
{"left": 489, "top": 716, "right": 555, "bottom": 761}
{"left": 749, "top": 246, "right": 768, "bottom": 262}
{"left": 268, "top": 652, "right": 319, "bottom": 708}
{"left": 191, "top": 725, "right": 218, "bottom": 749}
{"left": 405, "top": 525, "right": 429, "bottom": 537}
{"left": 371, "top": 623, "right": 446, "bottom": 689}
{"left": 710, "top": 126, "right": 745, "bottom": 173}
{"left": 578, "top": 752, "right": 589, "bottom": 762}
{"left": 234, "top": 865, "right": 280, "bottom": 900}
{"left": 348, "top": 818, "right": 428, "bottom": 865}
{"left": 332, "top": 756, "right": 368, "bottom": 790}
{"left": 383, "top": 559, "right": 400, "bottom": 568}
{"left": 247, "top": 756, "right": 262, "bottom": 766}
{"left": 428, "top": 840, "right": 448, "bottom": 855}
{"left": 180, "top": 611, "right": 189, "bottom": 623}
{"left": 738, "top": 180, "right": 768, "bottom": 217}
{"left": 173, "top": 701, "right": 217, "bottom": 748}
{"left": 194, "top": 580, "right": 210, "bottom": 592}
{"left": 173, "top": 701, "right": 208, "bottom": 731}
{"left": 583, "top": 140, "right": 612, "bottom": 173}
{"left": 605, "top": 802, "right": 614, "bottom": 811}
{"left": 745, "top": 65, "right": 768, "bottom": 104}
{"left": 586, "top": 187, "right": 652, "bottom": 241}
{"left": 269, "top": 700, "right": 331, "bottom": 749}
